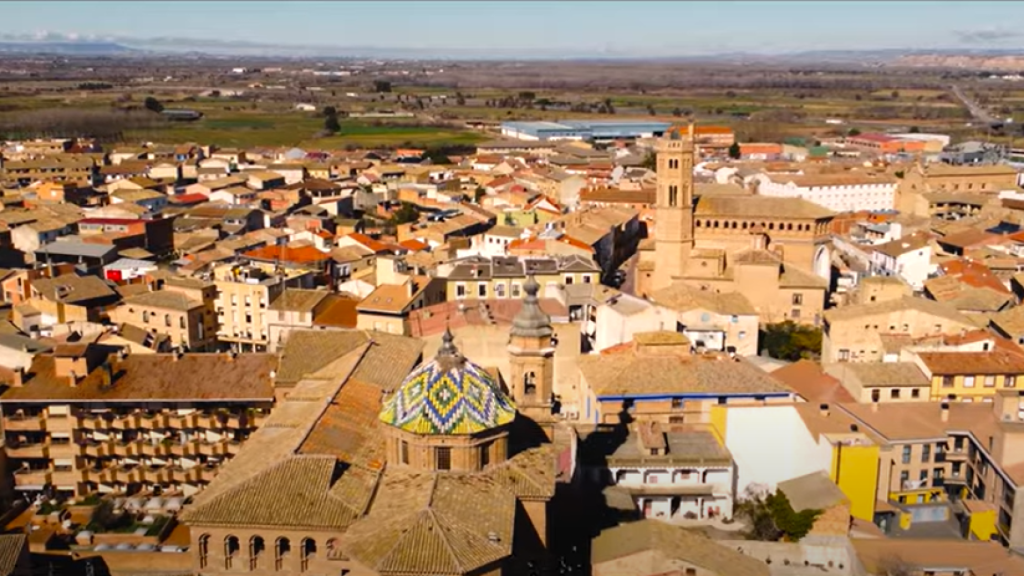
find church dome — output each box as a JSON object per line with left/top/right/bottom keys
{"left": 379, "top": 329, "right": 517, "bottom": 435}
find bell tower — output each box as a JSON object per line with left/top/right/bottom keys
{"left": 507, "top": 276, "right": 556, "bottom": 433}
{"left": 651, "top": 123, "right": 696, "bottom": 292}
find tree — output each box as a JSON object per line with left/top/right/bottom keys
{"left": 324, "top": 114, "right": 341, "bottom": 133}
{"left": 848, "top": 127, "right": 861, "bottom": 137}
{"left": 474, "top": 186, "right": 487, "bottom": 204}
{"left": 646, "top": 104, "right": 656, "bottom": 116}
{"left": 518, "top": 91, "right": 536, "bottom": 102}
{"left": 373, "top": 80, "right": 392, "bottom": 93}
{"left": 641, "top": 151, "right": 657, "bottom": 172}
{"left": 322, "top": 106, "right": 337, "bottom": 118}
{"left": 143, "top": 96, "right": 163, "bottom": 113}
{"left": 909, "top": 125, "right": 920, "bottom": 133}
{"left": 672, "top": 107, "right": 683, "bottom": 117}
{"left": 390, "top": 202, "right": 419, "bottom": 225}
{"left": 735, "top": 488, "right": 821, "bottom": 542}
{"left": 728, "top": 142, "right": 742, "bottom": 159}
{"left": 761, "top": 321, "right": 822, "bottom": 361}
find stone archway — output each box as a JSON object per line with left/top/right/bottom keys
{"left": 813, "top": 244, "right": 831, "bottom": 280}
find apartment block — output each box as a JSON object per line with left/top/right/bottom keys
{"left": 2, "top": 344, "right": 277, "bottom": 499}
{"left": 213, "top": 263, "right": 313, "bottom": 352}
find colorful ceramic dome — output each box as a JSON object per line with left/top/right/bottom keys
{"left": 379, "top": 329, "right": 517, "bottom": 435}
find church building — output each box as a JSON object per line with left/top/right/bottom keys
{"left": 181, "top": 281, "right": 569, "bottom": 576}
{"left": 637, "top": 124, "right": 834, "bottom": 325}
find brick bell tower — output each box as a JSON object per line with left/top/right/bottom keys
{"left": 650, "top": 123, "right": 696, "bottom": 292}
{"left": 507, "top": 275, "right": 556, "bottom": 436}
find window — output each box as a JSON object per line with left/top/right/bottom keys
{"left": 401, "top": 441, "right": 409, "bottom": 465}
{"left": 668, "top": 184, "right": 679, "bottom": 207}
{"left": 889, "top": 389, "right": 900, "bottom": 399}
{"left": 199, "top": 535, "right": 210, "bottom": 569}
{"left": 456, "top": 284, "right": 466, "bottom": 298}
{"left": 738, "top": 330, "right": 747, "bottom": 340}
{"left": 179, "top": 316, "right": 186, "bottom": 329}
{"left": 165, "top": 314, "right": 171, "bottom": 327}
{"left": 900, "top": 470, "right": 909, "bottom": 485}
{"left": 919, "top": 469, "right": 928, "bottom": 484}
{"left": 480, "top": 442, "right": 491, "bottom": 468}
{"left": 436, "top": 446, "right": 452, "bottom": 471}
{"left": 275, "top": 538, "right": 291, "bottom": 571}
{"left": 952, "top": 462, "right": 962, "bottom": 476}
{"left": 671, "top": 398, "right": 684, "bottom": 409}
{"left": 922, "top": 444, "right": 931, "bottom": 463}
{"left": 249, "top": 536, "right": 265, "bottom": 571}
{"left": 942, "top": 375, "right": 955, "bottom": 388}
{"left": 912, "top": 389, "right": 921, "bottom": 399}
{"left": 964, "top": 376, "right": 975, "bottom": 388}
{"left": 495, "top": 284, "right": 506, "bottom": 298}
{"left": 985, "top": 375, "right": 996, "bottom": 388}
{"left": 1007, "top": 375, "right": 1017, "bottom": 388}
{"left": 564, "top": 275, "right": 574, "bottom": 285}
{"left": 791, "top": 309, "right": 801, "bottom": 319}
{"left": 792, "top": 293, "right": 803, "bottom": 305}
{"left": 300, "top": 539, "right": 316, "bottom": 572}
{"left": 954, "top": 437, "right": 964, "bottom": 452}
{"left": 583, "top": 275, "right": 592, "bottom": 284}
{"left": 477, "top": 283, "right": 487, "bottom": 298}
{"left": 871, "top": 389, "right": 880, "bottom": 402}
{"left": 224, "top": 536, "right": 240, "bottom": 570}
{"left": 142, "top": 310, "right": 150, "bottom": 323}
{"left": 511, "top": 283, "right": 521, "bottom": 298}
{"left": 902, "top": 445, "right": 912, "bottom": 464}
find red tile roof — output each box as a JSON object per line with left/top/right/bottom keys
{"left": 243, "top": 244, "right": 330, "bottom": 264}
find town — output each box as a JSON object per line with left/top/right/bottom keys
{"left": 4, "top": 4, "right": 1024, "bottom": 576}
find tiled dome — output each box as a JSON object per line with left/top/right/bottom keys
{"left": 379, "top": 329, "right": 516, "bottom": 435}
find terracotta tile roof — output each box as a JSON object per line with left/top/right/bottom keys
{"left": 311, "top": 295, "right": 359, "bottom": 329}
{"left": 649, "top": 282, "right": 757, "bottom": 316}
{"left": 579, "top": 350, "right": 791, "bottom": 398}
{"left": 591, "top": 519, "right": 769, "bottom": 576}
{"left": 32, "top": 275, "right": 119, "bottom": 305}
{"left": 243, "top": 244, "right": 330, "bottom": 265}
{"left": 915, "top": 349, "right": 1024, "bottom": 375}
{"left": 771, "top": 360, "right": 855, "bottom": 403}
{"left": 275, "top": 330, "right": 423, "bottom": 389}
{"left": 778, "top": 470, "right": 849, "bottom": 512}
{"left": 0, "top": 534, "right": 25, "bottom": 576}
{"left": 1, "top": 352, "right": 276, "bottom": 402}
{"left": 695, "top": 195, "right": 833, "bottom": 220}
{"left": 346, "top": 232, "right": 395, "bottom": 254}
{"left": 826, "top": 361, "right": 929, "bottom": 388}
{"left": 823, "top": 295, "right": 973, "bottom": 326}
{"left": 121, "top": 290, "right": 200, "bottom": 312}
{"left": 852, "top": 538, "right": 1024, "bottom": 575}
{"left": 267, "top": 288, "right": 329, "bottom": 312}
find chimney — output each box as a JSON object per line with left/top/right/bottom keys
{"left": 940, "top": 401, "right": 949, "bottom": 423}
{"left": 11, "top": 367, "right": 24, "bottom": 388}
{"left": 819, "top": 403, "right": 830, "bottom": 417}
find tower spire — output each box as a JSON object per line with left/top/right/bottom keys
{"left": 511, "top": 275, "right": 552, "bottom": 338}
{"left": 438, "top": 325, "right": 458, "bottom": 357}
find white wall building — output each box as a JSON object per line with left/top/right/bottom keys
{"left": 869, "top": 233, "right": 934, "bottom": 290}
{"left": 755, "top": 173, "right": 899, "bottom": 213}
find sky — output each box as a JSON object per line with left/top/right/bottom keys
{"left": 1, "top": 1, "right": 1023, "bottom": 57}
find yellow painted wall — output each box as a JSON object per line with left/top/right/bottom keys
{"left": 899, "top": 510, "right": 912, "bottom": 530}
{"left": 831, "top": 443, "right": 879, "bottom": 521}
{"left": 969, "top": 509, "right": 997, "bottom": 541}
{"left": 709, "top": 404, "right": 728, "bottom": 444}
{"left": 929, "top": 374, "right": 1016, "bottom": 401}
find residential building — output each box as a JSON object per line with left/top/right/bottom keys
{"left": 755, "top": 172, "right": 899, "bottom": 213}
{"left": 605, "top": 421, "right": 736, "bottom": 522}
{"left": 576, "top": 331, "right": 797, "bottom": 427}
{"left": 213, "top": 263, "right": 313, "bottom": 352}
{"left": 869, "top": 231, "right": 934, "bottom": 290}
{"left": 439, "top": 255, "right": 600, "bottom": 302}
{"left": 29, "top": 274, "right": 121, "bottom": 326}
{"left": 355, "top": 276, "right": 446, "bottom": 335}
{"left": 821, "top": 296, "right": 979, "bottom": 364}
{"left": 265, "top": 289, "right": 348, "bottom": 351}
{"left": 1, "top": 345, "right": 277, "bottom": 498}
{"left": 825, "top": 362, "right": 932, "bottom": 403}
{"left": 910, "top": 349, "right": 1024, "bottom": 402}
{"left": 591, "top": 520, "right": 769, "bottom": 576}
{"left": 110, "top": 287, "right": 217, "bottom": 352}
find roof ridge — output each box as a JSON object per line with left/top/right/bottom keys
{"left": 424, "top": 506, "right": 464, "bottom": 573}
{"left": 293, "top": 340, "right": 374, "bottom": 451}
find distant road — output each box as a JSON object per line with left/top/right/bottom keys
{"left": 951, "top": 84, "right": 998, "bottom": 125}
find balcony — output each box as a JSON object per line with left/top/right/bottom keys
{"left": 51, "top": 469, "right": 81, "bottom": 487}
{"left": 13, "top": 468, "right": 52, "bottom": 487}
{"left": 6, "top": 443, "right": 48, "bottom": 459}
{"left": 111, "top": 441, "right": 140, "bottom": 457}
{"left": 195, "top": 441, "right": 224, "bottom": 457}
{"left": 137, "top": 413, "right": 166, "bottom": 429}
{"left": 45, "top": 415, "right": 74, "bottom": 433}
{"left": 48, "top": 442, "right": 79, "bottom": 459}
{"left": 110, "top": 414, "right": 140, "bottom": 430}
{"left": 945, "top": 450, "right": 968, "bottom": 461}
{"left": 79, "top": 440, "right": 112, "bottom": 458}
{"left": 5, "top": 415, "right": 45, "bottom": 432}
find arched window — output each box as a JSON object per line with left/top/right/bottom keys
{"left": 787, "top": 223, "right": 793, "bottom": 231}
{"left": 198, "top": 534, "right": 210, "bottom": 569}
{"left": 276, "top": 537, "right": 291, "bottom": 571}
{"left": 768, "top": 222, "right": 775, "bottom": 231}
{"left": 325, "top": 538, "right": 339, "bottom": 558}
{"left": 224, "top": 535, "right": 240, "bottom": 570}
{"left": 524, "top": 372, "right": 536, "bottom": 395}
{"left": 250, "top": 536, "right": 265, "bottom": 570}
{"left": 731, "top": 221, "right": 738, "bottom": 229}
{"left": 301, "top": 539, "right": 317, "bottom": 572}
{"left": 668, "top": 185, "right": 679, "bottom": 207}
{"left": 742, "top": 221, "right": 748, "bottom": 230}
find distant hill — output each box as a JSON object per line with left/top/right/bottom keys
{"left": 0, "top": 41, "right": 137, "bottom": 55}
